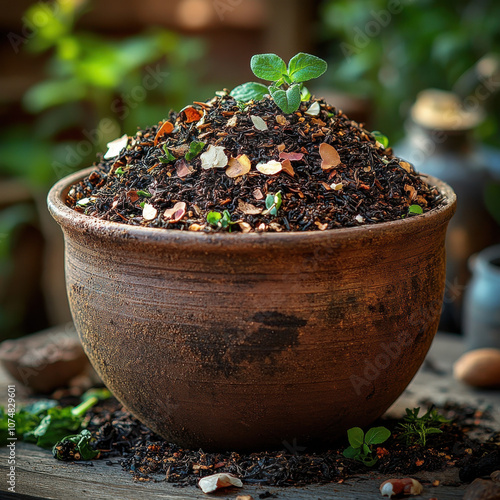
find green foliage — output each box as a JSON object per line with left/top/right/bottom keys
{"left": 185, "top": 141, "right": 206, "bottom": 161}
{"left": 408, "top": 204, "right": 423, "bottom": 215}
{"left": 137, "top": 190, "right": 152, "bottom": 198}
{"left": 397, "top": 407, "right": 450, "bottom": 447}
{"left": 320, "top": 0, "right": 500, "bottom": 146}
{"left": 161, "top": 145, "right": 177, "bottom": 163}
{"left": 371, "top": 131, "right": 389, "bottom": 148}
{"left": 53, "top": 429, "right": 100, "bottom": 461}
{"left": 343, "top": 426, "right": 391, "bottom": 466}
{"left": 264, "top": 191, "right": 283, "bottom": 216}
{"left": 231, "top": 53, "right": 327, "bottom": 114}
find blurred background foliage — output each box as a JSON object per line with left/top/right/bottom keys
{"left": 320, "top": 0, "right": 500, "bottom": 144}
{"left": 0, "top": 0, "right": 499, "bottom": 338}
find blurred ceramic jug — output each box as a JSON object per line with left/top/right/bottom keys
{"left": 464, "top": 245, "right": 500, "bottom": 350}
{"left": 395, "top": 89, "right": 500, "bottom": 332}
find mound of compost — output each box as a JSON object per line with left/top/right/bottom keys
{"left": 66, "top": 92, "right": 442, "bottom": 232}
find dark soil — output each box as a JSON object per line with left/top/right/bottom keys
{"left": 76, "top": 398, "right": 498, "bottom": 487}
{"left": 66, "top": 93, "right": 443, "bottom": 232}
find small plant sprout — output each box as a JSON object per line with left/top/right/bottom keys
{"left": 160, "top": 145, "right": 176, "bottom": 163}
{"left": 263, "top": 191, "right": 283, "bottom": 216}
{"left": 397, "top": 406, "right": 450, "bottom": 447}
{"left": 343, "top": 426, "right": 391, "bottom": 466}
{"left": 206, "top": 210, "right": 235, "bottom": 231}
{"left": 371, "top": 131, "right": 389, "bottom": 148}
{"left": 185, "top": 140, "right": 206, "bottom": 162}
{"left": 408, "top": 204, "right": 423, "bottom": 215}
{"left": 231, "top": 53, "right": 327, "bottom": 114}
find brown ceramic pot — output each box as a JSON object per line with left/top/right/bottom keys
{"left": 48, "top": 168, "right": 456, "bottom": 451}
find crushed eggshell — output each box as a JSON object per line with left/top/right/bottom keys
{"left": 142, "top": 203, "right": 158, "bottom": 221}
{"left": 176, "top": 159, "right": 194, "bottom": 178}
{"left": 305, "top": 101, "right": 321, "bottom": 116}
{"left": 163, "top": 201, "right": 186, "bottom": 222}
{"left": 226, "top": 115, "right": 238, "bottom": 127}
{"left": 256, "top": 160, "right": 282, "bottom": 175}
{"left": 104, "top": 134, "right": 128, "bottom": 160}
{"left": 330, "top": 182, "right": 343, "bottom": 191}
{"left": 198, "top": 473, "right": 243, "bottom": 494}
{"left": 279, "top": 151, "right": 304, "bottom": 162}
{"left": 238, "top": 199, "right": 262, "bottom": 215}
{"left": 250, "top": 115, "right": 268, "bottom": 131}
{"left": 226, "top": 154, "right": 252, "bottom": 178}
{"left": 355, "top": 214, "right": 365, "bottom": 223}
{"left": 200, "top": 145, "right": 228, "bottom": 169}
{"left": 380, "top": 478, "right": 423, "bottom": 497}
{"left": 319, "top": 143, "right": 341, "bottom": 170}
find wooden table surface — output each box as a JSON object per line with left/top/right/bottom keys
{"left": 1, "top": 333, "right": 499, "bottom": 500}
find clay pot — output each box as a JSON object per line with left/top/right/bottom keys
{"left": 48, "top": 168, "right": 456, "bottom": 450}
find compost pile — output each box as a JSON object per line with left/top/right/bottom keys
{"left": 82, "top": 399, "right": 498, "bottom": 487}
{"left": 66, "top": 93, "right": 442, "bottom": 232}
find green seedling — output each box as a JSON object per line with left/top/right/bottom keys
{"left": 343, "top": 426, "right": 391, "bottom": 466}
{"left": 231, "top": 52, "right": 327, "bottom": 114}
{"left": 136, "top": 190, "right": 152, "bottom": 198}
{"left": 160, "top": 144, "right": 176, "bottom": 163}
{"left": 207, "top": 210, "right": 235, "bottom": 231}
{"left": 263, "top": 191, "right": 282, "bottom": 216}
{"left": 185, "top": 140, "right": 206, "bottom": 161}
{"left": 408, "top": 204, "right": 423, "bottom": 215}
{"left": 397, "top": 407, "right": 450, "bottom": 447}
{"left": 371, "top": 131, "right": 389, "bottom": 148}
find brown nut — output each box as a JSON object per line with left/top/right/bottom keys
{"left": 380, "top": 478, "right": 423, "bottom": 497}
{"left": 453, "top": 349, "right": 500, "bottom": 388}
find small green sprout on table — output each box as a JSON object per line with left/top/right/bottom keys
{"left": 231, "top": 52, "right": 327, "bottom": 114}
{"left": 397, "top": 406, "right": 450, "bottom": 447}
{"left": 343, "top": 426, "right": 391, "bottom": 466}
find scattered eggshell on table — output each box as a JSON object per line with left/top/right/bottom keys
{"left": 453, "top": 348, "right": 500, "bottom": 388}
{"left": 198, "top": 473, "right": 243, "bottom": 494}
{"left": 380, "top": 478, "right": 423, "bottom": 497}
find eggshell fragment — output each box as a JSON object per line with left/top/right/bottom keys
{"left": 453, "top": 349, "right": 500, "bottom": 388}
{"left": 198, "top": 473, "right": 243, "bottom": 494}
{"left": 380, "top": 478, "right": 423, "bottom": 497}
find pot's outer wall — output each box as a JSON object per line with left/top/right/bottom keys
{"left": 48, "top": 169, "right": 456, "bottom": 450}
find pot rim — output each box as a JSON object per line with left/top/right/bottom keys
{"left": 47, "top": 167, "right": 456, "bottom": 249}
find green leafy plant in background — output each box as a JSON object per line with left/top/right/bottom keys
{"left": 343, "top": 426, "right": 391, "bottom": 466}
{"left": 231, "top": 53, "right": 327, "bottom": 113}
{"left": 397, "top": 407, "right": 450, "bottom": 447}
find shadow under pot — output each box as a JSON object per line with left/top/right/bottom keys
{"left": 464, "top": 244, "right": 500, "bottom": 350}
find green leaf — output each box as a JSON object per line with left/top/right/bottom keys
{"left": 347, "top": 427, "right": 364, "bottom": 449}
{"left": 269, "top": 84, "right": 301, "bottom": 114}
{"left": 300, "top": 86, "right": 311, "bottom": 101}
{"left": 53, "top": 429, "right": 100, "bottom": 461}
{"left": 220, "top": 210, "right": 232, "bottom": 229}
{"left": 185, "top": 141, "right": 206, "bottom": 161}
{"left": 365, "top": 426, "right": 391, "bottom": 445}
{"left": 265, "top": 191, "right": 282, "bottom": 216}
{"left": 362, "top": 443, "right": 371, "bottom": 455}
{"left": 408, "top": 204, "right": 423, "bottom": 215}
{"left": 161, "top": 145, "right": 176, "bottom": 162}
{"left": 137, "top": 190, "right": 152, "bottom": 198}
{"left": 207, "top": 211, "right": 222, "bottom": 226}
{"left": 424, "top": 428, "right": 443, "bottom": 435}
{"left": 361, "top": 456, "right": 378, "bottom": 467}
{"left": 231, "top": 82, "right": 268, "bottom": 102}
{"left": 115, "top": 167, "right": 125, "bottom": 176}
{"left": 371, "top": 131, "right": 389, "bottom": 148}
{"left": 251, "top": 53, "right": 287, "bottom": 81}
{"left": 342, "top": 446, "right": 360, "bottom": 459}
{"left": 287, "top": 53, "right": 327, "bottom": 83}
